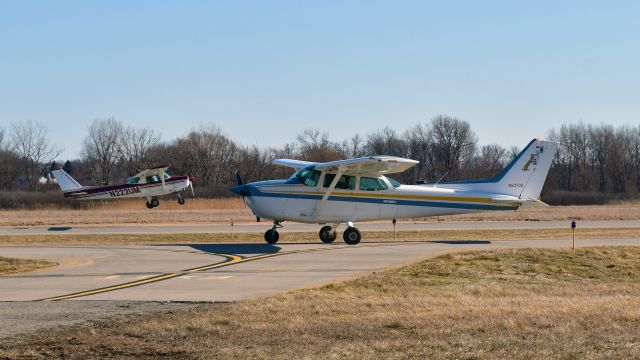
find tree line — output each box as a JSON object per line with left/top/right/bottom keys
{"left": 1, "top": 116, "right": 640, "bottom": 203}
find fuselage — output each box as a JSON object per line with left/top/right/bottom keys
{"left": 234, "top": 172, "right": 519, "bottom": 224}
{"left": 63, "top": 176, "right": 191, "bottom": 200}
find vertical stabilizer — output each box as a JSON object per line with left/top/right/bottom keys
{"left": 437, "top": 138, "right": 559, "bottom": 199}
{"left": 51, "top": 170, "right": 83, "bottom": 192}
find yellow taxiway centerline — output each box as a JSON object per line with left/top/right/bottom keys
{"left": 40, "top": 247, "right": 347, "bottom": 301}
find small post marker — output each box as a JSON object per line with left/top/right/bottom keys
{"left": 571, "top": 220, "right": 577, "bottom": 251}
{"left": 392, "top": 218, "right": 397, "bottom": 241}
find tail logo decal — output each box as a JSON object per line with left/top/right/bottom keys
{"left": 522, "top": 150, "right": 539, "bottom": 171}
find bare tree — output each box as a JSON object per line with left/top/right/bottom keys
{"left": 427, "top": 115, "right": 477, "bottom": 181}
{"left": 365, "top": 127, "right": 407, "bottom": 157}
{"left": 0, "top": 127, "right": 22, "bottom": 190}
{"left": 119, "top": 127, "right": 162, "bottom": 175}
{"left": 338, "top": 134, "right": 366, "bottom": 159}
{"left": 81, "top": 118, "right": 124, "bottom": 185}
{"left": 296, "top": 128, "right": 341, "bottom": 162}
{"left": 235, "top": 145, "right": 277, "bottom": 183}
{"left": 474, "top": 144, "right": 508, "bottom": 179}
{"left": 404, "top": 122, "right": 432, "bottom": 182}
{"left": 10, "top": 120, "right": 63, "bottom": 190}
{"left": 172, "top": 124, "right": 237, "bottom": 187}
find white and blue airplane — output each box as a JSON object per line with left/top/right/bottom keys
{"left": 231, "top": 138, "right": 558, "bottom": 245}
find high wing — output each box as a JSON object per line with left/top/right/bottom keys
{"left": 315, "top": 156, "right": 418, "bottom": 176}
{"left": 271, "top": 159, "right": 316, "bottom": 169}
{"left": 131, "top": 164, "right": 170, "bottom": 179}
{"left": 271, "top": 156, "right": 418, "bottom": 176}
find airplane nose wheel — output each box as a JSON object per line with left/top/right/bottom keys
{"left": 264, "top": 229, "right": 279, "bottom": 244}
{"left": 343, "top": 227, "right": 361, "bottom": 245}
{"left": 264, "top": 221, "right": 282, "bottom": 244}
{"left": 177, "top": 194, "right": 185, "bottom": 205}
{"left": 319, "top": 225, "right": 337, "bottom": 243}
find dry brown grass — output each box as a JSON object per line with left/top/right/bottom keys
{"left": 0, "top": 227, "right": 639, "bottom": 246}
{"left": 2, "top": 246, "right": 640, "bottom": 359}
{"left": 1, "top": 202, "right": 640, "bottom": 227}
{"left": 0, "top": 256, "right": 56, "bottom": 275}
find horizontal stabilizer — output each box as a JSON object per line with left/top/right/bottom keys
{"left": 491, "top": 195, "right": 549, "bottom": 208}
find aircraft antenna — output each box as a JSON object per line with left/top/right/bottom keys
{"left": 432, "top": 171, "right": 449, "bottom": 188}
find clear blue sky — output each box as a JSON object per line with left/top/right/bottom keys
{"left": 1, "top": 1, "right": 638, "bottom": 160}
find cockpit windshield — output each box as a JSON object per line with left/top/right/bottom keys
{"left": 290, "top": 165, "right": 321, "bottom": 187}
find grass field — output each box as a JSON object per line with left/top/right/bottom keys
{"left": 2, "top": 246, "right": 639, "bottom": 359}
{"left": 1, "top": 227, "right": 640, "bottom": 246}
{"left": 0, "top": 257, "right": 56, "bottom": 275}
{"left": 1, "top": 201, "right": 640, "bottom": 227}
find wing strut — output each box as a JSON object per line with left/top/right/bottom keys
{"left": 312, "top": 168, "right": 344, "bottom": 218}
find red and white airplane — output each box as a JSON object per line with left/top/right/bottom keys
{"left": 51, "top": 165, "right": 194, "bottom": 208}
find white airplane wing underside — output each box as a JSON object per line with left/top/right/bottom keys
{"left": 132, "top": 165, "right": 170, "bottom": 178}
{"left": 271, "top": 159, "right": 316, "bottom": 169}
{"left": 314, "top": 156, "right": 418, "bottom": 176}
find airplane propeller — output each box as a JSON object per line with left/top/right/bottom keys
{"left": 232, "top": 171, "right": 248, "bottom": 206}
{"left": 188, "top": 178, "right": 195, "bottom": 198}
{"left": 235, "top": 171, "right": 244, "bottom": 186}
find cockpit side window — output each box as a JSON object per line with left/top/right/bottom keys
{"left": 359, "top": 177, "right": 388, "bottom": 191}
{"left": 323, "top": 174, "right": 356, "bottom": 190}
{"left": 291, "top": 165, "right": 321, "bottom": 187}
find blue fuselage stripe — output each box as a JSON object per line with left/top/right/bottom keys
{"left": 248, "top": 188, "right": 516, "bottom": 211}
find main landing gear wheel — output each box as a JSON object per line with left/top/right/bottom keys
{"left": 264, "top": 229, "right": 279, "bottom": 244}
{"left": 145, "top": 201, "right": 154, "bottom": 209}
{"left": 151, "top": 198, "right": 160, "bottom": 208}
{"left": 343, "top": 227, "right": 361, "bottom": 245}
{"left": 319, "top": 225, "right": 337, "bottom": 244}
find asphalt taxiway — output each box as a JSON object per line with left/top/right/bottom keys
{"left": 2, "top": 237, "right": 639, "bottom": 338}
{"left": 2, "top": 219, "right": 640, "bottom": 235}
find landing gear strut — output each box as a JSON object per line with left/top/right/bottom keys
{"left": 319, "top": 225, "right": 337, "bottom": 243}
{"left": 264, "top": 221, "right": 282, "bottom": 244}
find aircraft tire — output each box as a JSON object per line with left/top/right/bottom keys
{"left": 319, "top": 225, "right": 337, "bottom": 243}
{"left": 145, "top": 201, "right": 154, "bottom": 209}
{"left": 343, "top": 227, "right": 361, "bottom": 245}
{"left": 151, "top": 199, "right": 160, "bottom": 208}
{"left": 178, "top": 197, "right": 185, "bottom": 205}
{"left": 264, "top": 229, "right": 279, "bottom": 244}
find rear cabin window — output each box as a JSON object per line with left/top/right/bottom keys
{"left": 323, "top": 174, "right": 356, "bottom": 190}
{"left": 292, "top": 166, "right": 321, "bottom": 187}
{"left": 146, "top": 175, "right": 162, "bottom": 184}
{"left": 127, "top": 177, "right": 140, "bottom": 184}
{"left": 359, "top": 177, "right": 388, "bottom": 191}
{"left": 386, "top": 177, "right": 402, "bottom": 188}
